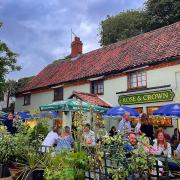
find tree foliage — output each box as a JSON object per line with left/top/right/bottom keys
{"left": 144, "top": 0, "right": 180, "bottom": 31}
{"left": 0, "top": 22, "right": 21, "bottom": 94}
{"left": 15, "top": 76, "right": 34, "bottom": 93}
{"left": 100, "top": 10, "right": 145, "bottom": 46}
{"left": 100, "top": 0, "right": 180, "bottom": 46}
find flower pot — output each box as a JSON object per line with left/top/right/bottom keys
{"left": 0, "top": 164, "right": 11, "bottom": 178}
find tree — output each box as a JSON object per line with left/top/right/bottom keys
{"left": 100, "top": 10, "right": 145, "bottom": 46}
{"left": 0, "top": 22, "right": 21, "bottom": 94}
{"left": 144, "top": 0, "right": 180, "bottom": 31}
{"left": 2, "top": 76, "right": 33, "bottom": 110}
{"left": 15, "top": 76, "right": 34, "bottom": 93}
{"left": 99, "top": 0, "right": 180, "bottom": 46}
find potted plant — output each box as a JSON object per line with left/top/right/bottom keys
{"left": 7, "top": 119, "right": 49, "bottom": 180}
{"left": 0, "top": 132, "right": 14, "bottom": 178}
{"left": 44, "top": 150, "right": 89, "bottom": 180}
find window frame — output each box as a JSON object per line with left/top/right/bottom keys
{"left": 128, "top": 70, "right": 147, "bottom": 90}
{"left": 91, "top": 79, "right": 104, "bottom": 95}
{"left": 24, "top": 94, "right": 31, "bottom": 106}
{"left": 54, "top": 87, "right": 64, "bottom": 101}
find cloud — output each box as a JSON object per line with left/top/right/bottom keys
{"left": 0, "top": 0, "right": 145, "bottom": 80}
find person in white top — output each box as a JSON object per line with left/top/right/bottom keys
{"left": 41, "top": 126, "right": 59, "bottom": 152}
{"left": 83, "top": 123, "right": 96, "bottom": 146}
{"left": 152, "top": 128, "right": 171, "bottom": 158}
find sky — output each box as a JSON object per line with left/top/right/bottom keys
{"left": 0, "top": 0, "right": 145, "bottom": 80}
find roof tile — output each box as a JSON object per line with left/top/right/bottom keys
{"left": 70, "top": 91, "right": 111, "bottom": 107}
{"left": 23, "top": 22, "right": 180, "bottom": 92}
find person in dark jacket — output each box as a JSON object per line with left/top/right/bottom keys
{"left": 3, "top": 112, "right": 17, "bottom": 134}
{"left": 140, "top": 113, "right": 154, "bottom": 141}
{"left": 109, "top": 126, "right": 117, "bottom": 137}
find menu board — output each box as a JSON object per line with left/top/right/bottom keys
{"left": 147, "top": 106, "right": 172, "bottom": 127}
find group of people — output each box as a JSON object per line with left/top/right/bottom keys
{"left": 110, "top": 112, "right": 180, "bottom": 149}
{"left": 108, "top": 112, "right": 180, "bottom": 175}
{"left": 41, "top": 123, "right": 96, "bottom": 153}
{"left": 117, "top": 112, "right": 154, "bottom": 140}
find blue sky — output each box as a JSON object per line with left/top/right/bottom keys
{"left": 0, "top": 0, "right": 145, "bottom": 80}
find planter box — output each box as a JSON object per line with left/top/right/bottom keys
{"left": 21, "top": 169, "right": 44, "bottom": 180}
{"left": 0, "top": 164, "right": 11, "bottom": 178}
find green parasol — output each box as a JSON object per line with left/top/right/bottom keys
{"left": 39, "top": 99, "right": 108, "bottom": 113}
{"left": 0, "top": 111, "right": 8, "bottom": 117}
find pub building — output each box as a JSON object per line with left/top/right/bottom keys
{"left": 15, "top": 22, "right": 180, "bottom": 135}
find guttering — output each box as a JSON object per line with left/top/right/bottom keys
{"left": 51, "top": 84, "right": 64, "bottom": 89}
{"left": 123, "top": 65, "right": 149, "bottom": 73}
{"left": 88, "top": 76, "right": 104, "bottom": 81}
{"left": 22, "top": 91, "right": 31, "bottom": 95}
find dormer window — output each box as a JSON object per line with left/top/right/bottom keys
{"left": 128, "top": 70, "right": 147, "bottom": 89}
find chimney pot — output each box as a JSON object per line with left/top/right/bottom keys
{"left": 71, "top": 36, "right": 83, "bottom": 58}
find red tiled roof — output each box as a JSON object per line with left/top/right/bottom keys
{"left": 23, "top": 22, "right": 180, "bottom": 92}
{"left": 69, "top": 91, "right": 111, "bottom": 107}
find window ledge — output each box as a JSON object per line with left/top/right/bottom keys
{"left": 127, "top": 86, "right": 147, "bottom": 91}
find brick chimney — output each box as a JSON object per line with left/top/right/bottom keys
{"left": 71, "top": 36, "right": 83, "bottom": 58}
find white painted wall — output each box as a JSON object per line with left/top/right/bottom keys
{"left": 15, "top": 63, "right": 180, "bottom": 112}
{"left": 101, "top": 76, "right": 127, "bottom": 106}
{"left": 15, "top": 91, "right": 54, "bottom": 112}
{"left": 15, "top": 83, "right": 90, "bottom": 112}
{"left": 64, "top": 83, "right": 90, "bottom": 99}
{"left": 15, "top": 62, "right": 180, "bottom": 135}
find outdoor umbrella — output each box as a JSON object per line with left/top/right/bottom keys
{"left": 36, "top": 111, "right": 59, "bottom": 119}
{"left": 104, "top": 106, "right": 139, "bottom": 117}
{"left": 39, "top": 99, "right": 108, "bottom": 113}
{"left": 18, "top": 112, "right": 32, "bottom": 120}
{"left": 153, "top": 103, "right": 180, "bottom": 118}
{"left": 0, "top": 111, "right": 8, "bottom": 121}
{"left": 0, "top": 111, "right": 7, "bottom": 117}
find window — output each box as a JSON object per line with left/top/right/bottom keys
{"left": 128, "top": 70, "right": 147, "bottom": 89}
{"left": 24, "top": 94, "right": 31, "bottom": 105}
{"left": 54, "top": 87, "right": 63, "bottom": 101}
{"left": 91, "top": 80, "right": 104, "bottom": 95}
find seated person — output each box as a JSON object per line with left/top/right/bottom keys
{"left": 153, "top": 128, "right": 180, "bottom": 172}
{"left": 123, "top": 132, "right": 137, "bottom": 152}
{"left": 152, "top": 128, "right": 171, "bottom": 158}
{"left": 109, "top": 126, "right": 117, "bottom": 137}
{"left": 83, "top": 123, "right": 96, "bottom": 146}
{"left": 41, "top": 126, "right": 59, "bottom": 152}
{"left": 56, "top": 126, "right": 74, "bottom": 153}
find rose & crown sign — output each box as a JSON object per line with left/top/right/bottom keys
{"left": 118, "top": 89, "right": 175, "bottom": 105}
